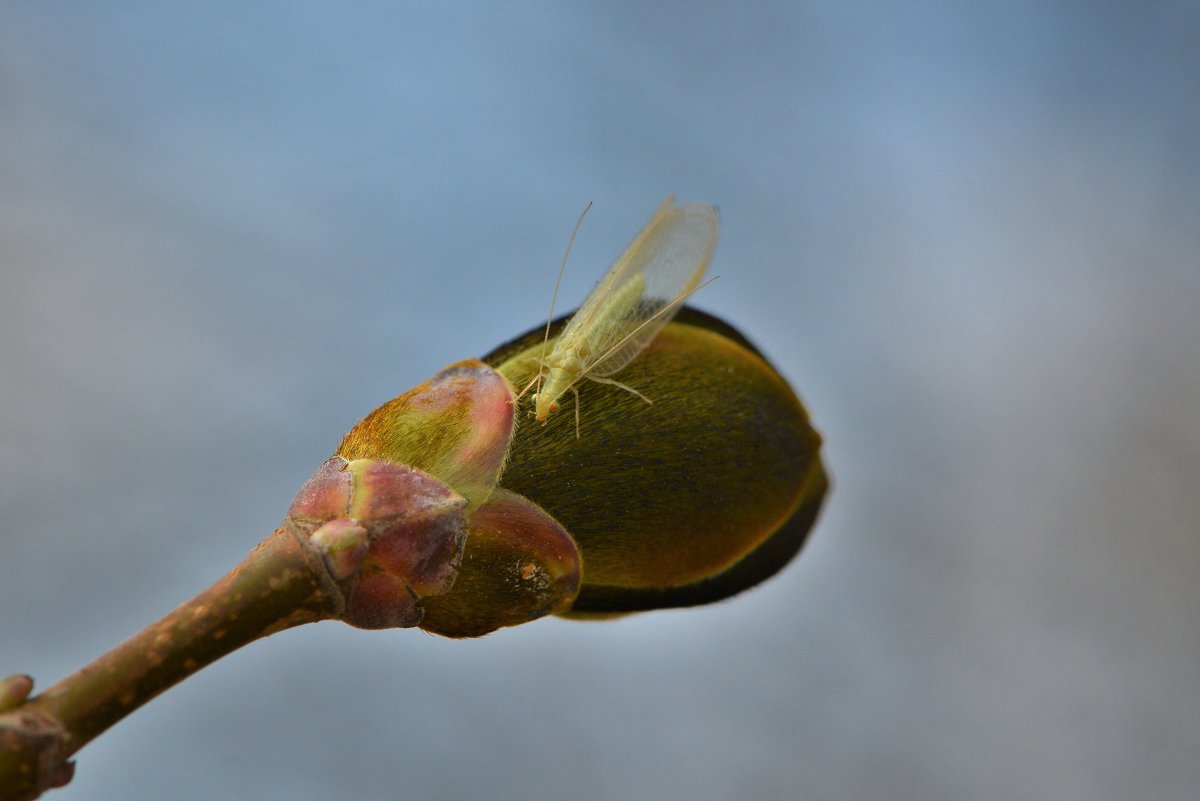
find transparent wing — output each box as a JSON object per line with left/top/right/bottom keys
{"left": 556, "top": 196, "right": 719, "bottom": 378}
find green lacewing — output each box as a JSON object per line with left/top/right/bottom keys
{"left": 522, "top": 196, "right": 719, "bottom": 437}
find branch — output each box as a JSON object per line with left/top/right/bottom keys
{"left": 0, "top": 524, "right": 340, "bottom": 801}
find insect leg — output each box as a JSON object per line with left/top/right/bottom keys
{"left": 515, "top": 372, "right": 541, "bottom": 401}
{"left": 586, "top": 375, "right": 653, "bottom": 405}
{"left": 570, "top": 385, "right": 581, "bottom": 440}
{"left": 513, "top": 356, "right": 551, "bottom": 401}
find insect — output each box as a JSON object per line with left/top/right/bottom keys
{"left": 520, "top": 195, "right": 719, "bottom": 437}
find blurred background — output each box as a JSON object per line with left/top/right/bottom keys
{"left": 2, "top": 3, "right": 1197, "bottom": 800}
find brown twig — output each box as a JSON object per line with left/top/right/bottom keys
{"left": 0, "top": 524, "right": 340, "bottom": 801}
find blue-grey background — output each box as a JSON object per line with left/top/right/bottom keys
{"left": 2, "top": 3, "right": 1197, "bottom": 800}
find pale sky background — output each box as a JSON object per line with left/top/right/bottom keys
{"left": 2, "top": 3, "right": 1198, "bottom": 800}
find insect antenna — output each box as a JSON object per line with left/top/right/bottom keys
{"left": 533, "top": 201, "right": 593, "bottom": 400}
